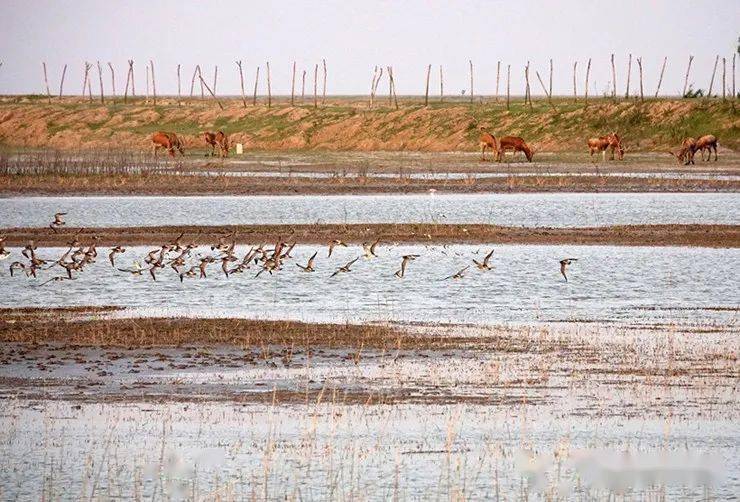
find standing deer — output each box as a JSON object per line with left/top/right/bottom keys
{"left": 204, "top": 131, "right": 230, "bottom": 157}
{"left": 152, "top": 132, "right": 185, "bottom": 157}
{"left": 479, "top": 128, "right": 497, "bottom": 161}
{"left": 497, "top": 136, "right": 534, "bottom": 162}
{"left": 587, "top": 133, "right": 624, "bottom": 160}
{"left": 668, "top": 137, "right": 697, "bottom": 165}
{"left": 695, "top": 134, "right": 718, "bottom": 161}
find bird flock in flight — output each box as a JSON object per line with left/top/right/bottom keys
{"left": 0, "top": 213, "right": 579, "bottom": 285}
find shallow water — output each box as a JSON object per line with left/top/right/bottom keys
{"left": 2, "top": 192, "right": 739, "bottom": 228}
{"left": 1, "top": 401, "right": 737, "bottom": 500}
{"left": 3, "top": 244, "right": 738, "bottom": 328}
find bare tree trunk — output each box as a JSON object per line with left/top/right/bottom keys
{"left": 440, "top": 65, "right": 444, "bottom": 102}
{"left": 236, "top": 60, "right": 246, "bottom": 108}
{"left": 124, "top": 61, "right": 132, "bottom": 103}
{"left": 176, "top": 64, "right": 181, "bottom": 103}
{"left": 637, "top": 57, "right": 644, "bottom": 102}
{"left": 129, "top": 60, "right": 135, "bottom": 96}
{"left": 733, "top": 53, "right": 736, "bottom": 100}
{"left": 549, "top": 58, "right": 553, "bottom": 98}
{"left": 424, "top": 64, "right": 431, "bottom": 106}
{"left": 198, "top": 66, "right": 204, "bottom": 98}
{"left": 469, "top": 59, "right": 474, "bottom": 103}
{"left": 625, "top": 54, "right": 632, "bottom": 98}
{"left": 313, "top": 63, "right": 318, "bottom": 109}
{"left": 213, "top": 65, "right": 218, "bottom": 96}
{"left": 322, "top": 58, "right": 327, "bottom": 104}
{"left": 107, "top": 62, "right": 116, "bottom": 101}
{"left": 266, "top": 61, "right": 271, "bottom": 108}
{"left": 524, "top": 61, "right": 532, "bottom": 111}
{"left": 506, "top": 64, "right": 511, "bottom": 110}
{"left": 301, "top": 70, "right": 306, "bottom": 102}
{"left": 145, "top": 65, "right": 149, "bottom": 103}
{"left": 495, "top": 61, "right": 500, "bottom": 102}
{"left": 369, "top": 66, "right": 378, "bottom": 108}
{"left": 708, "top": 55, "right": 719, "bottom": 97}
{"left": 190, "top": 65, "right": 199, "bottom": 97}
{"left": 682, "top": 55, "right": 694, "bottom": 97}
{"left": 388, "top": 66, "right": 398, "bottom": 110}
{"left": 42, "top": 62, "right": 51, "bottom": 103}
{"left": 96, "top": 61, "right": 105, "bottom": 104}
{"left": 584, "top": 58, "right": 591, "bottom": 106}
{"left": 82, "top": 62, "right": 91, "bottom": 98}
{"left": 572, "top": 61, "right": 577, "bottom": 103}
{"left": 198, "top": 74, "right": 224, "bottom": 110}
{"left": 291, "top": 61, "right": 296, "bottom": 105}
{"left": 87, "top": 73, "right": 92, "bottom": 102}
{"left": 654, "top": 56, "right": 667, "bottom": 98}
{"left": 149, "top": 60, "right": 156, "bottom": 106}
{"left": 59, "top": 64, "right": 67, "bottom": 98}
{"left": 536, "top": 71, "right": 557, "bottom": 111}
{"left": 373, "top": 67, "right": 383, "bottom": 100}
{"left": 610, "top": 53, "right": 617, "bottom": 101}
{"left": 253, "top": 66, "right": 260, "bottom": 106}
{"left": 722, "top": 57, "right": 726, "bottom": 101}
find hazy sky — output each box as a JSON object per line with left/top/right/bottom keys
{"left": 0, "top": 0, "right": 737, "bottom": 97}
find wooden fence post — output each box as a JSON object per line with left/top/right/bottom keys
{"left": 722, "top": 57, "right": 726, "bottom": 100}
{"left": 572, "top": 61, "right": 577, "bottom": 103}
{"left": 625, "top": 54, "right": 632, "bottom": 98}
{"left": 107, "top": 63, "right": 116, "bottom": 101}
{"left": 253, "top": 66, "right": 260, "bottom": 105}
{"left": 198, "top": 74, "right": 224, "bottom": 110}
{"left": 495, "top": 61, "right": 500, "bottom": 102}
{"left": 440, "top": 65, "right": 444, "bottom": 102}
{"left": 469, "top": 59, "right": 474, "bottom": 103}
{"left": 236, "top": 60, "right": 246, "bottom": 108}
{"left": 682, "top": 55, "right": 694, "bottom": 97}
{"left": 42, "top": 62, "right": 51, "bottom": 103}
{"left": 301, "top": 70, "right": 306, "bottom": 102}
{"left": 96, "top": 61, "right": 105, "bottom": 104}
{"left": 708, "top": 55, "right": 719, "bottom": 97}
{"left": 322, "top": 59, "right": 327, "bottom": 104}
{"left": 59, "top": 64, "right": 67, "bottom": 98}
{"left": 610, "top": 53, "right": 616, "bottom": 101}
{"left": 266, "top": 61, "right": 271, "bottom": 108}
{"left": 506, "top": 64, "right": 511, "bottom": 110}
{"left": 584, "top": 58, "right": 591, "bottom": 106}
{"left": 149, "top": 60, "right": 156, "bottom": 105}
{"left": 313, "top": 63, "right": 318, "bottom": 109}
{"left": 654, "top": 56, "right": 667, "bottom": 98}
{"left": 535, "top": 70, "right": 557, "bottom": 111}
{"left": 549, "top": 58, "right": 553, "bottom": 98}
{"left": 637, "top": 57, "right": 644, "bottom": 102}
{"left": 424, "top": 64, "right": 431, "bottom": 106}
{"left": 291, "top": 61, "right": 296, "bottom": 105}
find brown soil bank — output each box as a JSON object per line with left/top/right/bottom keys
{"left": 3, "top": 223, "right": 738, "bottom": 248}
{"left": 2, "top": 173, "right": 738, "bottom": 195}
{"left": 0, "top": 96, "right": 737, "bottom": 152}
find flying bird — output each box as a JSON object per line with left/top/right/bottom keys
{"left": 362, "top": 238, "right": 382, "bottom": 259}
{"left": 49, "top": 212, "right": 67, "bottom": 232}
{"left": 330, "top": 257, "right": 359, "bottom": 277}
{"left": 473, "top": 249, "right": 495, "bottom": 271}
{"left": 296, "top": 251, "right": 318, "bottom": 272}
{"left": 394, "top": 254, "right": 419, "bottom": 279}
{"left": 327, "top": 239, "right": 347, "bottom": 258}
{"left": 444, "top": 266, "right": 469, "bottom": 280}
{"left": 559, "top": 258, "right": 578, "bottom": 282}
{"left": 108, "top": 246, "right": 126, "bottom": 267}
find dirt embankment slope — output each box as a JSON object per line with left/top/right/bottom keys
{"left": 3, "top": 223, "right": 738, "bottom": 248}
{"left": 0, "top": 96, "right": 737, "bottom": 152}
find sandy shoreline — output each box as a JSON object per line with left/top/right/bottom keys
{"left": 3, "top": 223, "right": 739, "bottom": 247}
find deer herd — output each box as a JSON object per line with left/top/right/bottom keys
{"left": 152, "top": 127, "right": 719, "bottom": 166}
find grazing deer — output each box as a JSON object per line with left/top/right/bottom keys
{"left": 496, "top": 136, "right": 534, "bottom": 162}
{"left": 695, "top": 134, "right": 718, "bottom": 161}
{"left": 587, "top": 133, "right": 624, "bottom": 160}
{"left": 152, "top": 132, "right": 185, "bottom": 157}
{"left": 204, "top": 130, "right": 230, "bottom": 158}
{"left": 668, "top": 137, "right": 697, "bottom": 165}
{"left": 479, "top": 128, "right": 497, "bottom": 161}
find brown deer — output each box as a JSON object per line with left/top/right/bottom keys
{"left": 587, "top": 133, "right": 624, "bottom": 160}
{"left": 152, "top": 132, "right": 185, "bottom": 157}
{"left": 668, "top": 137, "right": 697, "bottom": 165}
{"left": 204, "top": 130, "right": 230, "bottom": 158}
{"left": 496, "top": 136, "right": 534, "bottom": 162}
{"left": 479, "top": 128, "right": 497, "bottom": 161}
{"left": 695, "top": 134, "right": 718, "bottom": 161}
